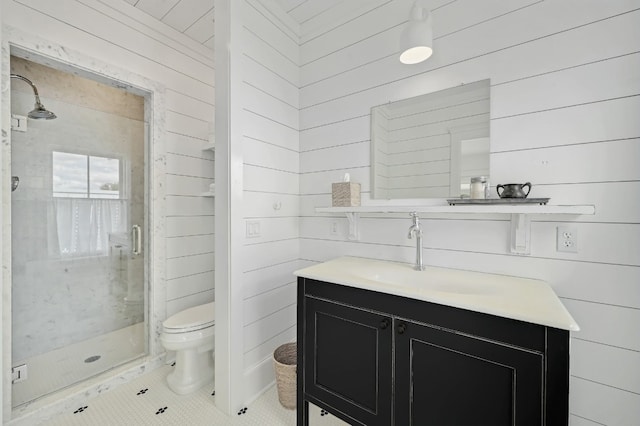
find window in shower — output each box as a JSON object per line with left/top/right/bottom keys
{"left": 52, "top": 151, "right": 127, "bottom": 257}
{"left": 52, "top": 151, "right": 121, "bottom": 199}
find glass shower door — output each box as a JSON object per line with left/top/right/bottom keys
{"left": 10, "top": 55, "right": 146, "bottom": 407}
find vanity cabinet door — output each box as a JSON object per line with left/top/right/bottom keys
{"left": 303, "top": 296, "right": 393, "bottom": 426}
{"left": 394, "top": 319, "right": 544, "bottom": 426}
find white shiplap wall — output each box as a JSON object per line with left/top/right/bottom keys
{"left": 239, "top": 0, "right": 301, "bottom": 401}
{"left": 219, "top": 0, "right": 302, "bottom": 405}
{"left": 1, "top": 0, "right": 215, "bottom": 417}
{"left": 299, "top": 1, "right": 640, "bottom": 425}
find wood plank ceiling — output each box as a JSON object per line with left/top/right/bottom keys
{"left": 123, "top": 0, "right": 216, "bottom": 50}
{"left": 121, "top": 0, "right": 347, "bottom": 51}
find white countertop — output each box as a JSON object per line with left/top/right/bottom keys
{"left": 294, "top": 256, "right": 579, "bottom": 331}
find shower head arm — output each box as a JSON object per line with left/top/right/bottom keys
{"left": 10, "top": 73, "right": 44, "bottom": 105}
{"left": 10, "top": 73, "right": 56, "bottom": 120}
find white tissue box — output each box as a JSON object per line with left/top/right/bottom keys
{"left": 332, "top": 182, "right": 361, "bottom": 207}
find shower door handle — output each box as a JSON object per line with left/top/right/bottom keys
{"left": 132, "top": 225, "right": 142, "bottom": 256}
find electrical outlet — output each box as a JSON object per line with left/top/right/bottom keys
{"left": 330, "top": 220, "right": 340, "bottom": 236}
{"left": 556, "top": 225, "right": 578, "bottom": 253}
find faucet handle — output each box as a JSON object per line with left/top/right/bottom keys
{"left": 408, "top": 212, "right": 421, "bottom": 238}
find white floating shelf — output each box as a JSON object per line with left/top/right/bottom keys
{"left": 200, "top": 192, "right": 215, "bottom": 197}
{"left": 315, "top": 204, "right": 595, "bottom": 255}
{"left": 316, "top": 204, "right": 594, "bottom": 215}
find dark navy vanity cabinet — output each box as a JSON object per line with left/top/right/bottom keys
{"left": 296, "top": 277, "right": 570, "bottom": 426}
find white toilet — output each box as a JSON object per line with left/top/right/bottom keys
{"left": 160, "top": 302, "right": 215, "bottom": 395}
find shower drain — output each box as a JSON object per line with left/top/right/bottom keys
{"left": 84, "top": 355, "right": 101, "bottom": 363}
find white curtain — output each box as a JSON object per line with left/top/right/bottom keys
{"left": 48, "top": 198, "right": 127, "bottom": 257}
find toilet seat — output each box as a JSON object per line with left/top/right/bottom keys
{"left": 163, "top": 302, "right": 215, "bottom": 334}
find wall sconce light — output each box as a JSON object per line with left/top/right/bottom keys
{"left": 399, "top": 1, "right": 433, "bottom": 65}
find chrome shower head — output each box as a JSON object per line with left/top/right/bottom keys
{"left": 28, "top": 103, "right": 57, "bottom": 120}
{"left": 10, "top": 73, "right": 57, "bottom": 120}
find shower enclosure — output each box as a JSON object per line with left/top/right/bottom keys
{"left": 9, "top": 56, "right": 147, "bottom": 407}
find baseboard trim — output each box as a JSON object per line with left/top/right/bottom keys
{"left": 243, "top": 355, "right": 276, "bottom": 406}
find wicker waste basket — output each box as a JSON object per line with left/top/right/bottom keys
{"left": 273, "top": 342, "right": 297, "bottom": 409}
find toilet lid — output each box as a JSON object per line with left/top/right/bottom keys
{"left": 163, "top": 302, "right": 215, "bottom": 332}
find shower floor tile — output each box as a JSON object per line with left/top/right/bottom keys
{"left": 43, "top": 365, "right": 348, "bottom": 426}
{"left": 12, "top": 322, "right": 144, "bottom": 407}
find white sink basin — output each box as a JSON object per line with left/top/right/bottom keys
{"left": 349, "top": 263, "right": 493, "bottom": 295}
{"left": 295, "top": 256, "right": 579, "bottom": 331}
{"left": 429, "top": 281, "right": 495, "bottom": 295}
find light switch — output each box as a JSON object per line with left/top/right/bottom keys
{"left": 246, "top": 220, "right": 261, "bottom": 238}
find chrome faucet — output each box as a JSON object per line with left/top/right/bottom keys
{"left": 408, "top": 212, "right": 425, "bottom": 271}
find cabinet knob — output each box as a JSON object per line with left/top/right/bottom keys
{"left": 379, "top": 318, "right": 390, "bottom": 329}
{"left": 397, "top": 323, "right": 407, "bottom": 334}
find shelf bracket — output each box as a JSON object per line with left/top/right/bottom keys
{"left": 510, "top": 213, "right": 531, "bottom": 255}
{"left": 346, "top": 213, "right": 360, "bottom": 241}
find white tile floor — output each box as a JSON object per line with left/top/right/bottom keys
{"left": 43, "top": 365, "right": 348, "bottom": 426}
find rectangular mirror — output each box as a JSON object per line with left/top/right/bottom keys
{"left": 371, "top": 79, "right": 490, "bottom": 199}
